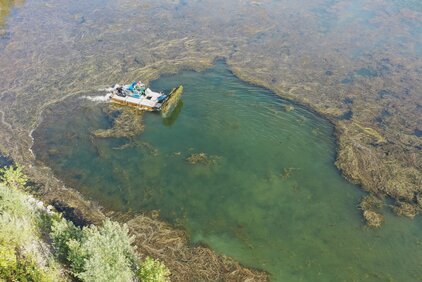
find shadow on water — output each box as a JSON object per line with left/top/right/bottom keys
{"left": 33, "top": 62, "right": 422, "bottom": 281}
{"left": 0, "top": 155, "right": 13, "bottom": 168}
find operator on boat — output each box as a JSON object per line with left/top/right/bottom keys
{"left": 135, "top": 81, "right": 146, "bottom": 95}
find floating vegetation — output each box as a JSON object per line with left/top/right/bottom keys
{"left": 138, "top": 141, "right": 159, "bottom": 156}
{"left": 360, "top": 194, "right": 383, "bottom": 211}
{"left": 92, "top": 108, "right": 144, "bottom": 139}
{"left": 171, "top": 152, "right": 182, "bottom": 157}
{"left": 284, "top": 104, "right": 295, "bottom": 112}
{"left": 186, "top": 153, "right": 208, "bottom": 164}
{"left": 336, "top": 121, "right": 421, "bottom": 217}
{"left": 359, "top": 194, "right": 384, "bottom": 228}
{"left": 417, "top": 193, "right": 422, "bottom": 209}
{"left": 393, "top": 202, "right": 418, "bottom": 219}
{"left": 186, "top": 153, "right": 220, "bottom": 165}
{"left": 127, "top": 215, "right": 267, "bottom": 281}
{"left": 363, "top": 210, "right": 384, "bottom": 228}
{"left": 353, "top": 123, "right": 387, "bottom": 145}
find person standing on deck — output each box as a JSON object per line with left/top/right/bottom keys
{"left": 135, "top": 81, "right": 146, "bottom": 95}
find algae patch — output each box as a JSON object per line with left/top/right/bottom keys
{"left": 92, "top": 107, "right": 145, "bottom": 140}
{"left": 186, "top": 153, "right": 220, "bottom": 165}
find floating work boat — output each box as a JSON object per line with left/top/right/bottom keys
{"left": 107, "top": 81, "right": 183, "bottom": 114}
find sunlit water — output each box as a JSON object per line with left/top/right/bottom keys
{"left": 33, "top": 62, "right": 422, "bottom": 281}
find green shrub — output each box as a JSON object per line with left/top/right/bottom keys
{"left": 0, "top": 184, "right": 31, "bottom": 219}
{"left": 0, "top": 165, "right": 28, "bottom": 190}
{"left": 50, "top": 217, "right": 82, "bottom": 261}
{"left": 51, "top": 218, "right": 139, "bottom": 281}
{"left": 139, "top": 256, "right": 170, "bottom": 282}
{"left": 73, "top": 220, "right": 137, "bottom": 282}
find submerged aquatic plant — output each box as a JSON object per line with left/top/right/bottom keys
{"left": 284, "top": 105, "right": 294, "bottom": 112}
{"left": 360, "top": 194, "right": 383, "bottom": 211}
{"left": 186, "top": 153, "right": 220, "bottom": 165}
{"left": 93, "top": 108, "right": 145, "bottom": 140}
{"left": 186, "top": 153, "right": 208, "bottom": 164}
{"left": 281, "top": 167, "right": 299, "bottom": 180}
{"left": 393, "top": 202, "right": 418, "bottom": 219}
{"left": 359, "top": 195, "right": 384, "bottom": 227}
{"left": 363, "top": 210, "right": 384, "bottom": 228}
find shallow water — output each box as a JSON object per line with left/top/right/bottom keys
{"left": 33, "top": 62, "right": 422, "bottom": 281}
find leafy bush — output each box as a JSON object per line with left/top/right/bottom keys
{"left": 139, "top": 256, "right": 170, "bottom": 282}
{"left": 0, "top": 165, "right": 28, "bottom": 190}
{"left": 0, "top": 183, "right": 31, "bottom": 218}
{"left": 74, "top": 220, "right": 137, "bottom": 282}
{"left": 51, "top": 219, "right": 140, "bottom": 282}
{"left": 50, "top": 217, "right": 82, "bottom": 261}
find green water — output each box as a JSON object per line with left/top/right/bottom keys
{"left": 33, "top": 63, "right": 422, "bottom": 281}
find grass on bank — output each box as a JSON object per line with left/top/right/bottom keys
{"left": 0, "top": 165, "right": 170, "bottom": 282}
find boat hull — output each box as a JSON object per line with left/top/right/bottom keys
{"left": 109, "top": 85, "right": 183, "bottom": 112}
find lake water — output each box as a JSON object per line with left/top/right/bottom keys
{"left": 33, "top": 62, "right": 422, "bottom": 281}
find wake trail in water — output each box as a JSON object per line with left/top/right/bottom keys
{"left": 80, "top": 93, "right": 111, "bottom": 103}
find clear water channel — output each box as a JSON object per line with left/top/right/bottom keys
{"left": 33, "top": 62, "right": 422, "bottom": 281}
